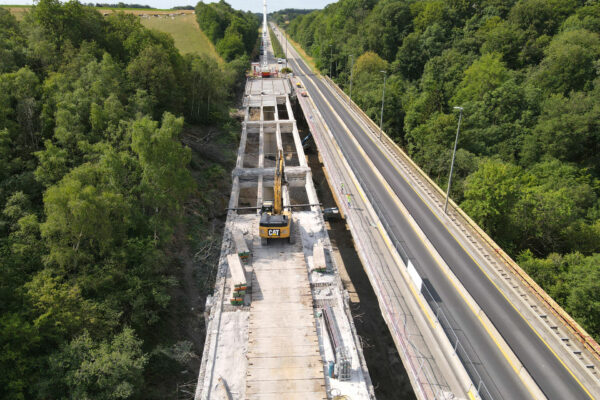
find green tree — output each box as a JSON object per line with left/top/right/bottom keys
{"left": 130, "top": 113, "right": 194, "bottom": 243}
{"left": 41, "top": 162, "right": 130, "bottom": 268}
{"left": 461, "top": 159, "right": 525, "bottom": 248}
{"left": 453, "top": 52, "right": 509, "bottom": 104}
{"left": 524, "top": 90, "right": 600, "bottom": 172}
{"left": 531, "top": 29, "right": 600, "bottom": 95}
{"left": 216, "top": 30, "right": 245, "bottom": 62}
{"left": 126, "top": 45, "right": 178, "bottom": 117}
{"left": 47, "top": 328, "right": 147, "bottom": 399}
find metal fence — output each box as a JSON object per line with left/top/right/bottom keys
{"left": 335, "top": 103, "right": 495, "bottom": 400}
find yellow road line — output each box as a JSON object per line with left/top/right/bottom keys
{"left": 299, "top": 66, "right": 438, "bottom": 330}
{"left": 295, "top": 57, "right": 552, "bottom": 398}
{"left": 337, "top": 86, "right": 595, "bottom": 400}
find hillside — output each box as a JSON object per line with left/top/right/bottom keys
{"left": 142, "top": 13, "right": 223, "bottom": 61}
{"left": 278, "top": 0, "right": 600, "bottom": 342}
{"left": 0, "top": 0, "right": 255, "bottom": 398}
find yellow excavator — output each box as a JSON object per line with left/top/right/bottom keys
{"left": 259, "top": 149, "right": 292, "bottom": 243}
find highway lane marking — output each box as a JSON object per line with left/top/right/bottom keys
{"left": 295, "top": 62, "right": 438, "bottom": 330}
{"left": 297, "top": 66, "right": 436, "bottom": 326}
{"left": 287, "top": 36, "right": 487, "bottom": 400}
{"left": 325, "top": 78, "right": 595, "bottom": 400}
{"left": 297, "top": 66, "right": 465, "bottom": 400}
{"left": 292, "top": 55, "right": 552, "bottom": 399}
{"left": 294, "top": 59, "right": 435, "bottom": 329}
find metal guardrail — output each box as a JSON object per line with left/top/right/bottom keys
{"left": 356, "top": 168, "right": 493, "bottom": 400}
{"left": 299, "top": 95, "right": 451, "bottom": 399}
{"left": 323, "top": 75, "right": 600, "bottom": 364}
{"left": 283, "top": 31, "right": 487, "bottom": 398}
{"left": 314, "top": 75, "right": 494, "bottom": 399}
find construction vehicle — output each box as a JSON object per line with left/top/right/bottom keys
{"left": 259, "top": 149, "right": 292, "bottom": 243}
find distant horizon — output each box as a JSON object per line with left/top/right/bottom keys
{"left": 0, "top": 0, "right": 335, "bottom": 12}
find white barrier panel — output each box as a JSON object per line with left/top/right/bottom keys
{"left": 407, "top": 260, "right": 423, "bottom": 292}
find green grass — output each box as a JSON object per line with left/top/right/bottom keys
{"left": 268, "top": 25, "right": 285, "bottom": 59}
{"left": 140, "top": 14, "right": 222, "bottom": 61}
{"left": 1, "top": 5, "right": 30, "bottom": 20}
{"left": 2, "top": 6, "right": 221, "bottom": 61}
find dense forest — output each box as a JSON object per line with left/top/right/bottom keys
{"left": 278, "top": 0, "right": 600, "bottom": 341}
{"left": 271, "top": 8, "right": 317, "bottom": 26}
{"left": 195, "top": 0, "right": 260, "bottom": 62}
{"left": 0, "top": 0, "right": 255, "bottom": 398}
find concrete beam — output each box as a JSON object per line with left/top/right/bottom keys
{"left": 291, "top": 121, "right": 307, "bottom": 168}
{"left": 236, "top": 122, "right": 247, "bottom": 169}
{"left": 259, "top": 123, "right": 265, "bottom": 169}
{"left": 229, "top": 176, "right": 240, "bottom": 210}
{"left": 233, "top": 166, "right": 311, "bottom": 178}
{"left": 257, "top": 175, "right": 263, "bottom": 214}
{"left": 276, "top": 121, "right": 282, "bottom": 153}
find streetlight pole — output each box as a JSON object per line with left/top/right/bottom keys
{"left": 379, "top": 70, "right": 387, "bottom": 140}
{"left": 444, "top": 106, "right": 464, "bottom": 214}
{"left": 348, "top": 54, "right": 354, "bottom": 105}
{"left": 329, "top": 44, "right": 333, "bottom": 77}
{"left": 285, "top": 29, "right": 288, "bottom": 69}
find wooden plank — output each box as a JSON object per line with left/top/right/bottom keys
{"left": 249, "top": 336, "right": 319, "bottom": 348}
{"left": 248, "top": 393, "right": 326, "bottom": 400}
{"left": 247, "top": 346, "right": 321, "bottom": 357}
{"left": 247, "top": 366, "right": 324, "bottom": 381}
{"left": 249, "top": 327, "right": 318, "bottom": 338}
{"left": 247, "top": 355, "right": 322, "bottom": 369}
{"left": 246, "top": 378, "right": 325, "bottom": 395}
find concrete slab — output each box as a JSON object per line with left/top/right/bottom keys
{"left": 246, "top": 379, "right": 326, "bottom": 395}
{"left": 246, "top": 217, "right": 326, "bottom": 399}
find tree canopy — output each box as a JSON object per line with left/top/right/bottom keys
{"left": 0, "top": 1, "right": 246, "bottom": 398}
{"left": 278, "top": 0, "right": 600, "bottom": 341}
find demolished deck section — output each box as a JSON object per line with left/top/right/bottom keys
{"left": 247, "top": 236, "right": 325, "bottom": 399}
{"left": 194, "top": 77, "right": 373, "bottom": 400}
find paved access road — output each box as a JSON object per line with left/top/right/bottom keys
{"left": 278, "top": 28, "right": 592, "bottom": 400}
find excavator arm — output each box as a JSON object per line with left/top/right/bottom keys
{"left": 273, "top": 149, "right": 284, "bottom": 215}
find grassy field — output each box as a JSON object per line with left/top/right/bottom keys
{"left": 140, "top": 13, "right": 221, "bottom": 61}
{"left": 1, "top": 5, "right": 29, "bottom": 20}
{"left": 2, "top": 6, "right": 221, "bottom": 61}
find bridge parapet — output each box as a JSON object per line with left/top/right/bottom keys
{"left": 322, "top": 74, "right": 600, "bottom": 393}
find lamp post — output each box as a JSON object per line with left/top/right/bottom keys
{"left": 348, "top": 54, "right": 354, "bottom": 105}
{"left": 444, "top": 106, "right": 464, "bottom": 214}
{"left": 379, "top": 70, "right": 387, "bottom": 140}
{"left": 329, "top": 44, "right": 333, "bottom": 77}
{"left": 285, "top": 31, "right": 288, "bottom": 68}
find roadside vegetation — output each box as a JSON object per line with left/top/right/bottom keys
{"left": 277, "top": 0, "right": 600, "bottom": 341}
{"left": 269, "top": 25, "right": 285, "bottom": 59}
{"left": 0, "top": 0, "right": 255, "bottom": 398}
{"left": 195, "top": 0, "right": 259, "bottom": 62}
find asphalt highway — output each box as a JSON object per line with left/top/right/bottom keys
{"left": 281, "top": 30, "right": 592, "bottom": 400}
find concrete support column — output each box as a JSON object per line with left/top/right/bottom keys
{"left": 282, "top": 184, "right": 290, "bottom": 208}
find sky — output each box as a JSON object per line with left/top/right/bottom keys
{"left": 0, "top": 0, "right": 337, "bottom": 12}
